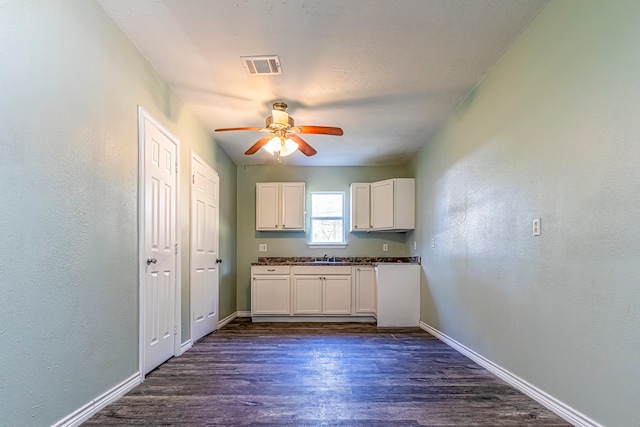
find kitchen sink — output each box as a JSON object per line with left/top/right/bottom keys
{"left": 306, "top": 260, "right": 349, "bottom": 265}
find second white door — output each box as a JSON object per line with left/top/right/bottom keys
{"left": 190, "top": 154, "right": 220, "bottom": 342}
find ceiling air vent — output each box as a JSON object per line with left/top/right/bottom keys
{"left": 240, "top": 55, "right": 282, "bottom": 75}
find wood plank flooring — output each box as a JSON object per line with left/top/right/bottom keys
{"left": 85, "top": 319, "right": 570, "bottom": 426}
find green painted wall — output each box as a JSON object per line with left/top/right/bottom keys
{"left": 409, "top": 1, "right": 640, "bottom": 425}
{"left": 0, "top": 1, "right": 236, "bottom": 425}
{"left": 236, "top": 166, "right": 412, "bottom": 311}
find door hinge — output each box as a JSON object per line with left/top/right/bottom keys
{"left": 175, "top": 162, "right": 178, "bottom": 174}
{"left": 174, "top": 325, "right": 177, "bottom": 335}
{"left": 175, "top": 243, "right": 178, "bottom": 254}
{"left": 192, "top": 174, "right": 195, "bottom": 184}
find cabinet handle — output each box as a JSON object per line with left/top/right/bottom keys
{"left": 267, "top": 269, "right": 275, "bottom": 272}
{"left": 354, "top": 225, "right": 357, "bottom": 228}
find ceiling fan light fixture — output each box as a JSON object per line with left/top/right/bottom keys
{"left": 272, "top": 108, "right": 289, "bottom": 126}
{"left": 214, "top": 100, "right": 341, "bottom": 158}
{"left": 263, "top": 136, "right": 298, "bottom": 157}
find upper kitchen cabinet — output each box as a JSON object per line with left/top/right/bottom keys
{"left": 256, "top": 182, "right": 305, "bottom": 231}
{"left": 350, "top": 183, "right": 371, "bottom": 231}
{"left": 370, "top": 178, "right": 415, "bottom": 231}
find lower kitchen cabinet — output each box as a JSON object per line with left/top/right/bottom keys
{"left": 293, "top": 272, "right": 352, "bottom": 315}
{"left": 251, "top": 266, "right": 291, "bottom": 315}
{"left": 252, "top": 263, "right": 411, "bottom": 321}
{"left": 354, "top": 266, "right": 376, "bottom": 315}
{"left": 293, "top": 276, "right": 323, "bottom": 314}
{"left": 323, "top": 275, "right": 352, "bottom": 314}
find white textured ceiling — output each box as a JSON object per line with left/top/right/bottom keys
{"left": 97, "top": 0, "right": 546, "bottom": 166}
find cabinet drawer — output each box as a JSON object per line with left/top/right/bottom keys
{"left": 252, "top": 265, "right": 291, "bottom": 275}
{"left": 292, "top": 265, "right": 352, "bottom": 275}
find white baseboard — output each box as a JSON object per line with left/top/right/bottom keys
{"left": 419, "top": 322, "right": 601, "bottom": 427}
{"left": 180, "top": 339, "right": 193, "bottom": 354}
{"left": 52, "top": 372, "right": 141, "bottom": 427}
{"left": 236, "top": 311, "right": 251, "bottom": 318}
{"left": 218, "top": 311, "right": 238, "bottom": 328}
{"left": 251, "top": 316, "right": 376, "bottom": 323}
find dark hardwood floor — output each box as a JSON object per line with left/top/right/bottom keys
{"left": 85, "top": 319, "right": 569, "bottom": 426}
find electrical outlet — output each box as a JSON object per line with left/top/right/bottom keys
{"left": 431, "top": 238, "right": 435, "bottom": 248}
{"left": 533, "top": 218, "right": 541, "bottom": 236}
{"left": 413, "top": 241, "right": 417, "bottom": 250}
{"left": 258, "top": 244, "right": 267, "bottom": 252}
{"left": 383, "top": 243, "right": 388, "bottom": 252}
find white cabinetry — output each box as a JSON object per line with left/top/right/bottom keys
{"left": 291, "top": 266, "right": 352, "bottom": 316}
{"left": 252, "top": 263, "right": 413, "bottom": 322}
{"left": 256, "top": 182, "right": 305, "bottom": 231}
{"left": 293, "top": 275, "right": 323, "bottom": 314}
{"left": 353, "top": 266, "right": 376, "bottom": 315}
{"left": 370, "top": 178, "right": 414, "bottom": 231}
{"left": 375, "top": 264, "right": 420, "bottom": 326}
{"left": 323, "top": 275, "right": 352, "bottom": 314}
{"left": 251, "top": 266, "right": 291, "bottom": 315}
{"left": 350, "top": 183, "right": 370, "bottom": 231}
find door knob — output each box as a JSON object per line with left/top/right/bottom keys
{"left": 146, "top": 257, "right": 158, "bottom": 265}
{"left": 216, "top": 258, "right": 223, "bottom": 264}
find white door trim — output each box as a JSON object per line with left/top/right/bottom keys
{"left": 137, "top": 106, "right": 182, "bottom": 377}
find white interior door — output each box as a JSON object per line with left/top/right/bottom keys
{"left": 190, "top": 154, "right": 219, "bottom": 342}
{"left": 140, "top": 109, "right": 179, "bottom": 375}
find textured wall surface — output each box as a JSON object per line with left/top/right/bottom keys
{"left": 409, "top": 1, "right": 640, "bottom": 425}
{"left": 236, "top": 165, "right": 412, "bottom": 311}
{"left": 0, "top": 1, "right": 236, "bottom": 425}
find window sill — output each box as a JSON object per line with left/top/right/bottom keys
{"left": 307, "top": 243, "right": 348, "bottom": 249}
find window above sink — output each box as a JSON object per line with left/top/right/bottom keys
{"left": 309, "top": 192, "right": 347, "bottom": 248}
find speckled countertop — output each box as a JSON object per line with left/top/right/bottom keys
{"left": 251, "top": 256, "right": 420, "bottom": 266}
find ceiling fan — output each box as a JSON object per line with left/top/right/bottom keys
{"left": 214, "top": 102, "right": 343, "bottom": 157}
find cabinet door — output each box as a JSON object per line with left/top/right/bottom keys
{"left": 293, "top": 276, "right": 323, "bottom": 314}
{"left": 350, "top": 183, "right": 370, "bottom": 231}
{"left": 256, "top": 183, "right": 280, "bottom": 230}
{"left": 323, "top": 275, "right": 352, "bottom": 315}
{"left": 282, "top": 182, "right": 305, "bottom": 230}
{"left": 252, "top": 275, "right": 290, "bottom": 315}
{"left": 354, "top": 267, "right": 376, "bottom": 314}
{"left": 371, "top": 179, "right": 394, "bottom": 229}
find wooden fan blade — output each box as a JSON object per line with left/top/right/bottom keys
{"left": 215, "top": 127, "right": 262, "bottom": 132}
{"left": 297, "top": 126, "right": 344, "bottom": 136}
{"left": 244, "top": 135, "right": 273, "bottom": 155}
{"left": 288, "top": 134, "right": 317, "bottom": 156}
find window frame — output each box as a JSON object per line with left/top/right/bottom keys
{"left": 308, "top": 191, "right": 347, "bottom": 248}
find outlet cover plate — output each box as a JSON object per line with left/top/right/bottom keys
{"left": 533, "top": 218, "right": 541, "bottom": 236}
